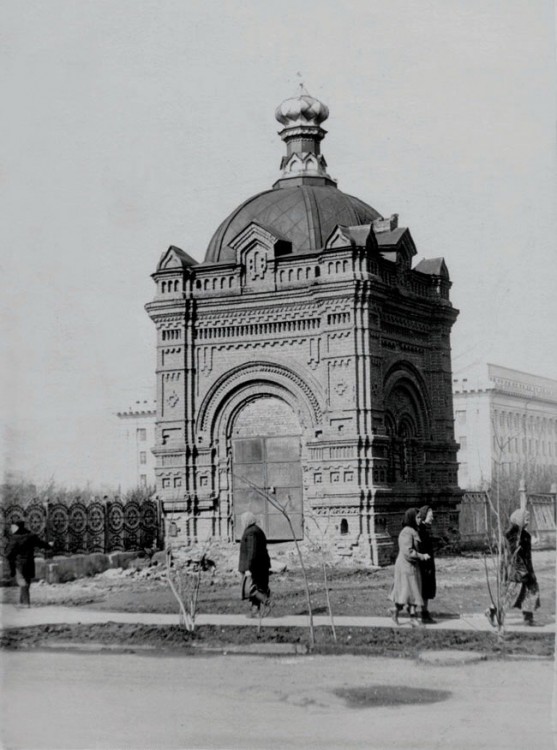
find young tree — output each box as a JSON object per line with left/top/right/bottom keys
{"left": 305, "top": 506, "right": 337, "bottom": 642}
{"left": 164, "top": 505, "right": 215, "bottom": 632}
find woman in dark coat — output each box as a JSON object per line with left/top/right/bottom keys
{"left": 417, "top": 505, "right": 437, "bottom": 623}
{"left": 6, "top": 521, "right": 52, "bottom": 607}
{"left": 504, "top": 508, "right": 540, "bottom": 625}
{"left": 389, "top": 508, "right": 430, "bottom": 627}
{"left": 238, "top": 512, "right": 271, "bottom": 617}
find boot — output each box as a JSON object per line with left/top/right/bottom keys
{"left": 20, "top": 585, "right": 31, "bottom": 607}
{"left": 523, "top": 611, "right": 534, "bottom": 626}
{"left": 484, "top": 607, "right": 497, "bottom": 627}
{"left": 389, "top": 607, "right": 400, "bottom": 625}
{"left": 248, "top": 604, "right": 260, "bottom": 618}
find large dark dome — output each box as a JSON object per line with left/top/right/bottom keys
{"left": 205, "top": 184, "right": 382, "bottom": 264}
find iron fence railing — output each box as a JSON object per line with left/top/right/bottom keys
{"left": 0, "top": 497, "right": 164, "bottom": 558}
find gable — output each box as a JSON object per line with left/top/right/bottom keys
{"left": 156, "top": 245, "right": 198, "bottom": 272}
{"left": 228, "top": 221, "right": 292, "bottom": 261}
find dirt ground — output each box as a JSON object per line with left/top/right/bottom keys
{"left": 1, "top": 621, "right": 554, "bottom": 658}
{"left": 2, "top": 547, "right": 555, "bottom": 621}
{"left": 1, "top": 548, "right": 555, "bottom": 656}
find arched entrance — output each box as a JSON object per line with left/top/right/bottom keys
{"left": 231, "top": 396, "right": 303, "bottom": 541}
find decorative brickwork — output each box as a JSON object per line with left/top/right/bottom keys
{"left": 145, "top": 90, "right": 461, "bottom": 564}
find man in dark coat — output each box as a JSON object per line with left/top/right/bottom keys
{"left": 6, "top": 521, "right": 52, "bottom": 607}
{"left": 417, "top": 505, "right": 437, "bottom": 623}
{"left": 238, "top": 511, "right": 271, "bottom": 617}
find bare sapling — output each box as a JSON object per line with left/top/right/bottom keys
{"left": 165, "top": 546, "right": 193, "bottom": 630}
{"left": 482, "top": 424, "right": 513, "bottom": 636}
{"left": 165, "top": 516, "right": 215, "bottom": 632}
{"left": 305, "top": 507, "right": 337, "bottom": 642}
{"left": 233, "top": 472, "right": 315, "bottom": 649}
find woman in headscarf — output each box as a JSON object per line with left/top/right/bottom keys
{"left": 238, "top": 511, "right": 271, "bottom": 617}
{"left": 417, "top": 505, "right": 437, "bottom": 623}
{"left": 6, "top": 520, "right": 52, "bottom": 607}
{"left": 388, "top": 508, "right": 431, "bottom": 626}
{"left": 504, "top": 508, "right": 540, "bottom": 625}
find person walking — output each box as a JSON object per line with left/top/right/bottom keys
{"left": 238, "top": 511, "right": 272, "bottom": 617}
{"left": 389, "top": 508, "right": 430, "bottom": 627}
{"left": 6, "top": 520, "right": 53, "bottom": 607}
{"left": 504, "top": 508, "right": 540, "bottom": 625}
{"left": 417, "top": 505, "right": 437, "bottom": 623}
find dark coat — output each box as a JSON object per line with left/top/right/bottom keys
{"left": 238, "top": 523, "right": 270, "bottom": 590}
{"left": 505, "top": 525, "right": 536, "bottom": 585}
{"left": 418, "top": 524, "right": 436, "bottom": 600}
{"left": 6, "top": 530, "right": 50, "bottom": 582}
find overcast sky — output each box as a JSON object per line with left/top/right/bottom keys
{"left": 1, "top": 1, "right": 556, "bottom": 488}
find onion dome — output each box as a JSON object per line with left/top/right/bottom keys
{"left": 204, "top": 87, "right": 382, "bottom": 263}
{"left": 275, "top": 84, "right": 330, "bottom": 128}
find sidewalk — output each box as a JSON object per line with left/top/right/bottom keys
{"left": 1, "top": 603, "right": 553, "bottom": 633}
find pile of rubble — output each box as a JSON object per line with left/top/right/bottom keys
{"left": 88, "top": 537, "right": 369, "bottom": 586}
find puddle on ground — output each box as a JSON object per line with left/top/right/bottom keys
{"left": 333, "top": 685, "right": 451, "bottom": 708}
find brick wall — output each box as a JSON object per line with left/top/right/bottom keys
{"left": 232, "top": 396, "right": 302, "bottom": 437}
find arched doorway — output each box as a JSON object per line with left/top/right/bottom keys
{"left": 231, "top": 396, "right": 303, "bottom": 541}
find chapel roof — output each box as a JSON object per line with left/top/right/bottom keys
{"left": 204, "top": 87, "right": 382, "bottom": 264}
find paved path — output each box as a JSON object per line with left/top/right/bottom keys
{"left": 1, "top": 603, "right": 554, "bottom": 633}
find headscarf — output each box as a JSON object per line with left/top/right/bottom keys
{"left": 240, "top": 511, "right": 257, "bottom": 532}
{"left": 509, "top": 508, "right": 529, "bottom": 528}
{"left": 402, "top": 508, "right": 419, "bottom": 530}
{"left": 418, "top": 505, "right": 432, "bottom": 524}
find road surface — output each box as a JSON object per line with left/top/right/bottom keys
{"left": 1, "top": 650, "right": 555, "bottom": 749}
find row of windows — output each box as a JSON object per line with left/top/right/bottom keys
{"left": 492, "top": 435, "right": 557, "bottom": 457}
{"left": 493, "top": 410, "right": 557, "bottom": 436}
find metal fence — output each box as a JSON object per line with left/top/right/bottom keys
{"left": 0, "top": 497, "right": 164, "bottom": 558}
{"left": 459, "top": 489, "right": 556, "bottom": 549}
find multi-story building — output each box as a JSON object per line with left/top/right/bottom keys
{"left": 145, "top": 87, "right": 461, "bottom": 564}
{"left": 115, "top": 401, "right": 156, "bottom": 489}
{"left": 453, "top": 363, "right": 557, "bottom": 489}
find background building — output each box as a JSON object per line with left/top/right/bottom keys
{"left": 453, "top": 363, "right": 557, "bottom": 490}
{"left": 115, "top": 401, "right": 156, "bottom": 490}
{"left": 145, "top": 88, "right": 461, "bottom": 565}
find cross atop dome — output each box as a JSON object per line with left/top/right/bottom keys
{"left": 273, "top": 86, "right": 335, "bottom": 188}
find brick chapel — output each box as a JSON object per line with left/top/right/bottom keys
{"left": 145, "top": 87, "right": 461, "bottom": 565}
